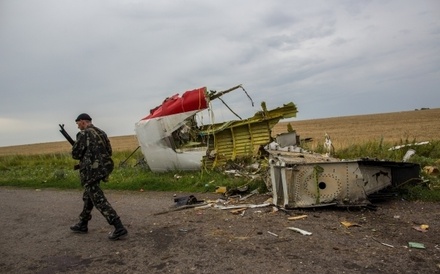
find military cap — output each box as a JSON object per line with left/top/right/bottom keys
{"left": 75, "top": 113, "right": 92, "bottom": 122}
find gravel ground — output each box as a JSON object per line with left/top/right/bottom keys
{"left": 1, "top": 186, "right": 440, "bottom": 274}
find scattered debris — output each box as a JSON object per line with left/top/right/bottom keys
{"left": 287, "top": 227, "right": 312, "bottom": 236}
{"left": 174, "top": 195, "right": 203, "bottom": 206}
{"left": 388, "top": 141, "right": 429, "bottom": 151}
{"left": 413, "top": 224, "right": 429, "bottom": 233}
{"left": 239, "top": 190, "right": 258, "bottom": 201}
{"left": 423, "top": 166, "right": 439, "bottom": 175}
{"left": 371, "top": 237, "right": 394, "bottom": 248}
{"left": 215, "top": 203, "right": 271, "bottom": 210}
{"left": 340, "top": 221, "right": 362, "bottom": 228}
{"left": 215, "top": 186, "right": 227, "bottom": 194}
{"left": 408, "top": 242, "right": 426, "bottom": 249}
{"left": 230, "top": 208, "right": 246, "bottom": 215}
{"left": 267, "top": 231, "right": 279, "bottom": 237}
{"left": 287, "top": 215, "right": 308, "bottom": 221}
{"left": 153, "top": 203, "right": 209, "bottom": 216}
{"left": 193, "top": 204, "right": 212, "bottom": 210}
{"left": 153, "top": 195, "right": 207, "bottom": 215}
{"left": 225, "top": 185, "right": 250, "bottom": 196}
{"left": 403, "top": 149, "right": 416, "bottom": 162}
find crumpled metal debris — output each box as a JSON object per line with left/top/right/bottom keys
{"left": 287, "top": 227, "right": 312, "bottom": 236}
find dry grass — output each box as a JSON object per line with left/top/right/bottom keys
{"left": 1, "top": 108, "right": 439, "bottom": 156}
{"left": 0, "top": 135, "right": 140, "bottom": 156}
{"left": 273, "top": 108, "right": 440, "bottom": 150}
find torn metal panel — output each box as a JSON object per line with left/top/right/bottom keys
{"left": 135, "top": 87, "right": 209, "bottom": 172}
{"left": 276, "top": 131, "right": 299, "bottom": 147}
{"left": 202, "top": 102, "right": 298, "bottom": 169}
{"left": 359, "top": 159, "right": 421, "bottom": 187}
{"left": 270, "top": 154, "right": 420, "bottom": 208}
{"left": 141, "top": 87, "right": 208, "bottom": 120}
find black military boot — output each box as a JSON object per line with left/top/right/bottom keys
{"left": 108, "top": 218, "right": 128, "bottom": 240}
{"left": 70, "top": 220, "right": 88, "bottom": 233}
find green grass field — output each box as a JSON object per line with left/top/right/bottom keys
{"left": 1, "top": 139, "right": 439, "bottom": 202}
{"left": 1, "top": 109, "right": 439, "bottom": 201}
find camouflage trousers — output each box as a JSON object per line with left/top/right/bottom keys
{"left": 79, "top": 181, "right": 119, "bottom": 225}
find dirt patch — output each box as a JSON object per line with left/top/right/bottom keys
{"left": 1, "top": 187, "right": 439, "bottom": 273}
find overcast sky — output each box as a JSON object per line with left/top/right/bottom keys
{"left": 1, "top": 0, "right": 439, "bottom": 147}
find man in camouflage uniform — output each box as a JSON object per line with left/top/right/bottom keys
{"left": 70, "top": 113, "right": 128, "bottom": 240}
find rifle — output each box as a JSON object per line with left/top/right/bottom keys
{"left": 59, "top": 124, "right": 75, "bottom": 146}
{"left": 59, "top": 124, "right": 79, "bottom": 170}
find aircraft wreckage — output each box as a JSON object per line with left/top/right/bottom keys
{"left": 266, "top": 139, "right": 421, "bottom": 208}
{"left": 135, "top": 84, "right": 298, "bottom": 172}
{"left": 135, "top": 85, "right": 421, "bottom": 208}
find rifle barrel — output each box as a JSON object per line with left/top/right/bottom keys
{"left": 59, "top": 124, "right": 75, "bottom": 146}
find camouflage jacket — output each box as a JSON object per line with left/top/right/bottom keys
{"left": 72, "top": 125, "right": 114, "bottom": 185}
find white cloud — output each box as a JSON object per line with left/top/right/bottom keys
{"left": 0, "top": 0, "right": 439, "bottom": 146}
